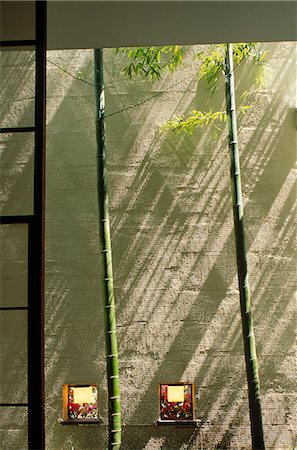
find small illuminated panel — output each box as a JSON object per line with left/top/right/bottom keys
{"left": 63, "top": 384, "right": 98, "bottom": 421}
{"left": 159, "top": 383, "right": 194, "bottom": 421}
{"left": 167, "top": 385, "right": 185, "bottom": 402}
{"left": 73, "top": 386, "right": 93, "bottom": 404}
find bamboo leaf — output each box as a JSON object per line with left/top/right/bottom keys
{"left": 240, "top": 105, "right": 251, "bottom": 113}
{"left": 116, "top": 45, "right": 184, "bottom": 80}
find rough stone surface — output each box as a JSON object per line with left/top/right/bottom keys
{"left": 0, "top": 43, "right": 296, "bottom": 450}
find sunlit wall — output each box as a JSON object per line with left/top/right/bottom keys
{"left": 0, "top": 42, "right": 296, "bottom": 450}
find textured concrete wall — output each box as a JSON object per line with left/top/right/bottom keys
{"left": 0, "top": 49, "right": 33, "bottom": 450}
{"left": 0, "top": 43, "right": 296, "bottom": 450}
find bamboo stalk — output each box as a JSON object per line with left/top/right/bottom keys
{"left": 94, "top": 48, "right": 122, "bottom": 450}
{"left": 224, "top": 43, "right": 265, "bottom": 450}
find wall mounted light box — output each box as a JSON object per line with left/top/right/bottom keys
{"left": 158, "top": 383, "right": 199, "bottom": 426}
{"left": 62, "top": 384, "right": 99, "bottom": 423}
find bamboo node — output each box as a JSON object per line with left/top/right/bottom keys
{"left": 110, "top": 395, "right": 120, "bottom": 400}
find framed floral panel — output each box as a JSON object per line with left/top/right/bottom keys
{"left": 62, "top": 384, "right": 99, "bottom": 423}
{"left": 159, "top": 383, "right": 194, "bottom": 421}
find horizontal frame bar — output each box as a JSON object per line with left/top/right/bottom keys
{"left": 0, "top": 127, "right": 35, "bottom": 134}
{"left": 0, "top": 40, "right": 36, "bottom": 48}
{"left": 0, "top": 307, "right": 28, "bottom": 311}
{"left": 0, "top": 215, "right": 33, "bottom": 224}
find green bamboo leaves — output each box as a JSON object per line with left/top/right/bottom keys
{"left": 162, "top": 43, "right": 266, "bottom": 135}
{"left": 196, "top": 43, "right": 267, "bottom": 93}
{"left": 94, "top": 49, "right": 122, "bottom": 450}
{"left": 116, "top": 45, "right": 184, "bottom": 80}
{"left": 162, "top": 109, "right": 227, "bottom": 135}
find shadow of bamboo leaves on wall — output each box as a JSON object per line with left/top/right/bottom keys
{"left": 191, "top": 205, "right": 296, "bottom": 449}
{"left": 114, "top": 101, "right": 292, "bottom": 442}
{"left": 0, "top": 50, "right": 95, "bottom": 218}
{"left": 0, "top": 51, "right": 35, "bottom": 128}
{"left": 42, "top": 43, "right": 295, "bottom": 449}
{"left": 0, "top": 51, "right": 35, "bottom": 217}
{"left": 115, "top": 75, "right": 295, "bottom": 450}
{"left": 0, "top": 52, "right": 35, "bottom": 450}
{"left": 107, "top": 110, "right": 230, "bottom": 321}
{"left": 0, "top": 132, "right": 34, "bottom": 216}
{"left": 1, "top": 43, "right": 295, "bottom": 450}
{"left": 119, "top": 132, "right": 295, "bottom": 449}
{"left": 107, "top": 43, "right": 292, "bottom": 316}
{"left": 0, "top": 49, "right": 108, "bottom": 449}
{"left": 45, "top": 125, "right": 107, "bottom": 443}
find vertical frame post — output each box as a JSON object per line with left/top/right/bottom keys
{"left": 28, "top": 1, "right": 46, "bottom": 448}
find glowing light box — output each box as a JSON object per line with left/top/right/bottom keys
{"left": 73, "top": 386, "right": 93, "bottom": 404}
{"left": 62, "top": 384, "right": 99, "bottom": 422}
{"left": 167, "top": 385, "right": 185, "bottom": 402}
